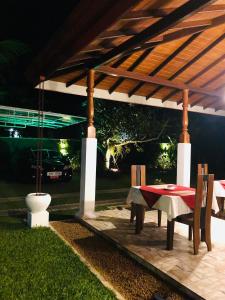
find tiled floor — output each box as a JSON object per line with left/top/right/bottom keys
{"left": 84, "top": 208, "right": 225, "bottom": 300}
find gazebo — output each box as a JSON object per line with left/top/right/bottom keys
{"left": 27, "top": 0, "right": 225, "bottom": 218}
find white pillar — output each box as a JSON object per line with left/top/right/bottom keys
{"left": 176, "top": 143, "right": 191, "bottom": 187}
{"left": 79, "top": 137, "right": 97, "bottom": 218}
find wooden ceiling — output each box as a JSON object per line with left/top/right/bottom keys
{"left": 28, "top": 0, "right": 225, "bottom": 112}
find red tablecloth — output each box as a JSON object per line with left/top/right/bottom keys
{"left": 140, "top": 185, "right": 195, "bottom": 209}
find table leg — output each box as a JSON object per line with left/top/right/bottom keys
{"left": 167, "top": 220, "right": 174, "bottom": 250}
{"left": 135, "top": 204, "right": 144, "bottom": 234}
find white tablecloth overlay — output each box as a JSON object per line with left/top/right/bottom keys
{"left": 214, "top": 181, "right": 225, "bottom": 197}
{"left": 126, "top": 184, "right": 219, "bottom": 221}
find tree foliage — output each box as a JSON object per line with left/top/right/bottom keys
{"left": 94, "top": 99, "right": 178, "bottom": 169}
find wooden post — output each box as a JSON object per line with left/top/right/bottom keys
{"left": 87, "top": 69, "right": 96, "bottom": 138}
{"left": 179, "top": 89, "right": 190, "bottom": 143}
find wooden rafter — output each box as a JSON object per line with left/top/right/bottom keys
{"left": 99, "top": 19, "right": 212, "bottom": 40}
{"left": 65, "top": 9, "right": 225, "bottom": 87}
{"left": 121, "top": 4, "right": 225, "bottom": 21}
{"left": 94, "top": 55, "right": 128, "bottom": 87}
{"left": 66, "top": 26, "right": 204, "bottom": 87}
{"left": 79, "top": 10, "right": 225, "bottom": 57}
{"left": 66, "top": 0, "right": 216, "bottom": 87}
{"left": 146, "top": 32, "right": 225, "bottom": 100}
{"left": 162, "top": 53, "right": 225, "bottom": 104}
{"left": 96, "top": 66, "right": 221, "bottom": 98}
{"left": 192, "top": 70, "right": 225, "bottom": 108}
{"left": 108, "top": 48, "right": 153, "bottom": 94}
{"left": 127, "top": 33, "right": 200, "bottom": 97}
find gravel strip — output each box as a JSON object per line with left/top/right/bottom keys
{"left": 51, "top": 219, "right": 184, "bottom": 300}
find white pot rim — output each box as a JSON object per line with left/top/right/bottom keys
{"left": 27, "top": 193, "right": 50, "bottom": 197}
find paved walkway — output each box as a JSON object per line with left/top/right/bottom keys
{"left": 84, "top": 208, "right": 225, "bottom": 300}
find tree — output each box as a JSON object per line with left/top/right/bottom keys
{"left": 94, "top": 99, "right": 178, "bottom": 170}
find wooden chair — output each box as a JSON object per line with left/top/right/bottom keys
{"left": 130, "top": 165, "right": 162, "bottom": 228}
{"left": 167, "top": 173, "right": 214, "bottom": 255}
{"left": 198, "top": 163, "right": 208, "bottom": 175}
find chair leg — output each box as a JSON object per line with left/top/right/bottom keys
{"left": 188, "top": 226, "right": 192, "bottom": 241}
{"left": 193, "top": 227, "right": 200, "bottom": 255}
{"left": 205, "top": 223, "right": 212, "bottom": 252}
{"left": 166, "top": 220, "right": 174, "bottom": 250}
{"left": 135, "top": 204, "right": 144, "bottom": 234}
{"left": 130, "top": 203, "right": 136, "bottom": 223}
{"left": 157, "top": 210, "right": 162, "bottom": 227}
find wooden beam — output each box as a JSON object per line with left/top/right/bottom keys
{"left": 66, "top": 0, "right": 216, "bottom": 87}
{"left": 81, "top": 24, "right": 208, "bottom": 56}
{"left": 67, "top": 24, "right": 206, "bottom": 87}
{"left": 146, "top": 32, "right": 225, "bottom": 99}
{"left": 99, "top": 19, "right": 211, "bottom": 40}
{"left": 128, "top": 33, "right": 200, "bottom": 97}
{"left": 72, "top": 26, "right": 204, "bottom": 86}
{"left": 27, "top": 0, "right": 141, "bottom": 84}
{"left": 96, "top": 66, "right": 221, "bottom": 98}
{"left": 94, "top": 55, "right": 129, "bottom": 87}
{"left": 78, "top": 14, "right": 221, "bottom": 87}
{"left": 191, "top": 69, "right": 225, "bottom": 107}
{"left": 109, "top": 48, "right": 153, "bottom": 94}
{"left": 123, "top": 13, "right": 225, "bottom": 58}
{"left": 66, "top": 9, "right": 225, "bottom": 87}
{"left": 162, "top": 53, "right": 225, "bottom": 103}
{"left": 121, "top": 4, "right": 225, "bottom": 21}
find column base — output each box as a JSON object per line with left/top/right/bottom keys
{"left": 27, "top": 211, "right": 49, "bottom": 228}
{"left": 76, "top": 210, "right": 97, "bottom": 219}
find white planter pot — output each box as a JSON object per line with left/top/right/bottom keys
{"left": 25, "top": 193, "right": 51, "bottom": 213}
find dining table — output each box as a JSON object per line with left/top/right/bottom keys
{"left": 127, "top": 184, "right": 219, "bottom": 250}
{"left": 214, "top": 180, "right": 225, "bottom": 211}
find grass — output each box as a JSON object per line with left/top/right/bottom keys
{"left": 0, "top": 173, "right": 130, "bottom": 198}
{"left": 0, "top": 169, "right": 177, "bottom": 212}
{"left": 0, "top": 216, "right": 116, "bottom": 300}
{"left": 0, "top": 191, "right": 127, "bottom": 211}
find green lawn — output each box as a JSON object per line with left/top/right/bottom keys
{"left": 0, "top": 190, "right": 128, "bottom": 211}
{"left": 0, "top": 216, "right": 116, "bottom": 300}
{"left": 0, "top": 170, "right": 178, "bottom": 212}
{"left": 0, "top": 173, "right": 130, "bottom": 198}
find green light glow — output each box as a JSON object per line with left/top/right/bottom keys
{"left": 0, "top": 105, "right": 86, "bottom": 129}
{"left": 59, "top": 139, "right": 69, "bottom": 156}
{"left": 159, "top": 143, "right": 170, "bottom": 151}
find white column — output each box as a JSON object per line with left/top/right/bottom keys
{"left": 176, "top": 143, "right": 191, "bottom": 187}
{"left": 78, "top": 137, "right": 97, "bottom": 218}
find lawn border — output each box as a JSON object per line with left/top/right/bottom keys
{"left": 50, "top": 223, "right": 125, "bottom": 300}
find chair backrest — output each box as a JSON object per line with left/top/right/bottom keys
{"left": 194, "top": 173, "right": 214, "bottom": 230}
{"left": 197, "top": 163, "right": 208, "bottom": 175}
{"left": 131, "top": 165, "right": 146, "bottom": 186}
